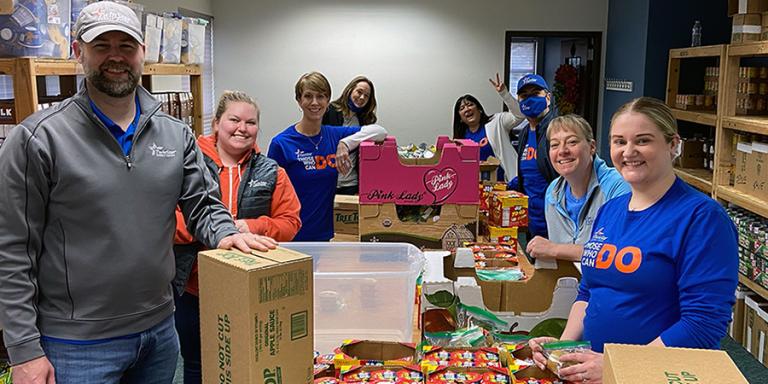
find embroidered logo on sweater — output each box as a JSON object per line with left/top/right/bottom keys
{"left": 148, "top": 143, "right": 177, "bottom": 158}
{"left": 248, "top": 180, "right": 267, "bottom": 189}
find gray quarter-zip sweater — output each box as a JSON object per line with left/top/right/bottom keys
{"left": 0, "top": 85, "right": 238, "bottom": 364}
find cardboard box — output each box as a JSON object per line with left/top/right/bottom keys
{"left": 487, "top": 225, "right": 518, "bottom": 243}
{"left": 603, "top": 344, "right": 747, "bottom": 383}
{"left": 744, "top": 295, "right": 768, "bottom": 359}
{"left": 359, "top": 136, "right": 480, "bottom": 206}
{"left": 333, "top": 340, "right": 416, "bottom": 367}
{"left": 359, "top": 203, "right": 478, "bottom": 250}
{"left": 0, "top": 0, "right": 12, "bottom": 15}
{"left": 735, "top": 140, "right": 752, "bottom": 193}
{"left": 730, "top": 0, "right": 768, "bottom": 15}
{"left": 733, "top": 13, "right": 763, "bottom": 43}
{"left": 198, "top": 248, "right": 314, "bottom": 384}
{"left": 333, "top": 194, "right": 359, "bottom": 235}
{"left": 489, "top": 190, "right": 528, "bottom": 228}
{"left": 749, "top": 141, "right": 768, "bottom": 200}
{"left": 731, "top": 287, "right": 753, "bottom": 345}
{"left": 480, "top": 156, "right": 501, "bottom": 182}
{"left": 676, "top": 138, "right": 706, "bottom": 168}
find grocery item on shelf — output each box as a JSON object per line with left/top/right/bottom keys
{"left": 160, "top": 13, "right": 182, "bottom": 63}
{"left": 181, "top": 17, "right": 206, "bottom": 64}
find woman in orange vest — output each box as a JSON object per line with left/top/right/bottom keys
{"left": 173, "top": 91, "right": 301, "bottom": 384}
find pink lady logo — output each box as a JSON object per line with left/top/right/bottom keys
{"left": 424, "top": 167, "right": 458, "bottom": 204}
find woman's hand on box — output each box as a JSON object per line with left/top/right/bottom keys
{"left": 558, "top": 350, "right": 604, "bottom": 384}
{"left": 218, "top": 233, "right": 278, "bottom": 253}
{"left": 529, "top": 336, "right": 558, "bottom": 370}
{"left": 526, "top": 236, "right": 558, "bottom": 259}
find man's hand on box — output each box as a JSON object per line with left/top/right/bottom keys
{"left": 558, "top": 350, "right": 604, "bottom": 384}
{"left": 234, "top": 219, "right": 251, "bottom": 234}
{"left": 12, "top": 356, "right": 55, "bottom": 384}
{"left": 218, "top": 233, "right": 278, "bottom": 253}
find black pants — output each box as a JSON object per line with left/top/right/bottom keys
{"left": 174, "top": 293, "right": 201, "bottom": 384}
{"left": 336, "top": 184, "right": 359, "bottom": 195}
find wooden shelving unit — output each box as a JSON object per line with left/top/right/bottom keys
{"left": 0, "top": 58, "right": 204, "bottom": 135}
{"left": 666, "top": 44, "right": 725, "bottom": 194}
{"left": 673, "top": 167, "right": 713, "bottom": 194}
{"left": 740, "top": 274, "right": 768, "bottom": 302}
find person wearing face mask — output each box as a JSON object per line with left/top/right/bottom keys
{"left": 322, "top": 76, "right": 379, "bottom": 195}
{"left": 526, "top": 114, "right": 629, "bottom": 262}
{"left": 514, "top": 74, "right": 559, "bottom": 239}
{"left": 269, "top": 72, "right": 387, "bottom": 241}
{"left": 528, "top": 98, "right": 737, "bottom": 384}
{"left": 172, "top": 91, "right": 301, "bottom": 384}
{"left": 452, "top": 73, "right": 525, "bottom": 182}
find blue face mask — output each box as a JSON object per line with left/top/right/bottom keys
{"left": 520, "top": 95, "right": 548, "bottom": 118}
{"left": 348, "top": 98, "right": 363, "bottom": 113}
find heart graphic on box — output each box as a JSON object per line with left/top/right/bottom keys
{"left": 424, "top": 167, "right": 458, "bottom": 204}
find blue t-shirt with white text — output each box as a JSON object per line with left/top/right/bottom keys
{"left": 464, "top": 124, "right": 504, "bottom": 181}
{"left": 268, "top": 124, "right": 360, "bottom": 241}
{"left": 577, "top": 178, "right": 737, "bottom": 352}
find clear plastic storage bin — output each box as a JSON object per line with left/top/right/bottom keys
{"left": 281, "top": 242, "right": 425, "bottom": 354}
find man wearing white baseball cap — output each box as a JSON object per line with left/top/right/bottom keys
{"left": 0, "top": 2, "right": 277, "bottom": 383}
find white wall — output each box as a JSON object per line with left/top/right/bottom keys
{"left": 212, "top": 0, "right": 608, "bottom": 149}
{"left": 143, "top": 0, "right": 212, "bottom": 15}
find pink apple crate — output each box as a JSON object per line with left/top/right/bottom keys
{"left": 359, "top": 136, "right": 481, "bottom": 206}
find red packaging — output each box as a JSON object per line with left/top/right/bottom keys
{"left": 340, "top": 365, "right": 423, "bottom": 383}
{"left": 422, "top": 347, "right": 501, "bottom": 368}
{"left": 426, "top": 366, "right": 511, "bottom": 383}
{"left": 315, "top": 378, "right": 340, "bottom": 384}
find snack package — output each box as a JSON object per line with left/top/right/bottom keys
{"left": 423, "top": 325, "right": 486, "bottom": 348}
{"left": 340, "top": 365, "right": 424, "bottom": 383}
{"left": 421, "top": 346, "right": 501, "bottom": 368}
{"left": 425, "top": 366, "right": 512, "bottom": 383}
{"left": 475, "top": 267, "right": 525, "bottom": 281}
{"left": 541, "top": 340, "right": 592, "bottom": 378}
{"left": 315, "top": 378, "right": 340, "bottom": 384}
{"left": 460, "top": 304, "right": 509, "bottom": 332}
{"left": 314, "top": 363, "right": 334, "bottom": 378}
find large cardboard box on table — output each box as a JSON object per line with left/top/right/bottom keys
{"left": 603, "top": 344, "right": 748, "bottom": 383}
{"left": 333, "top": 194, "right": 359, "bottom": 236}
{"left": 198, "top": 248, "right": 313, "bottom": 384}
{"left": 359, "top": 136, "right": 479, "bottom": 249}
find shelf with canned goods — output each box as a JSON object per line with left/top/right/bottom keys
{"left": 0, "top": 58, "right": 204, "bottom": 135}
{"left": 665, "top": 45, "right": 725, "bottom": 195}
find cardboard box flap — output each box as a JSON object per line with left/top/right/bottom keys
{"left": 252, "top": 247, "right": 311, "bottom": 264}
{"left": 339, "top": 340, "right": 416, "bottom": 361}
{"left": 199, "top": 249, "right": 276, "bottom": 271}
{"left": 334, "top": 194, "right": 360, "bottom": 208}
{"left": 603, "top": 344, "right": 748, "bottom": 384}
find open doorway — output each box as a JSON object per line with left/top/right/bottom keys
{"left": 504, "top": 31, "right": 602, "bottom": 133}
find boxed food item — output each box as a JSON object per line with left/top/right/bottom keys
{"left": 334, "top": 194, "right": 359, "bottom": 236}
{"left": 360, "top": 136, "right": 479, "bottom": 206}
{"left": 198, "top": 248, "right": 313, "bottom": 384}
{"left": 735, "top": 139, "right": 752, "bottom": 193}
{"left": 421, "top": 346, "right": 502, "bottom": 369}
{"left": 144, "top": 13, "right": 163, "bottom": 63}
{"left": 744, "top": 295, "right": 768, "bottom": 361}
{"left": 733, "top": 13, "right": 763, "bottom": 43}
{"left": 479, "top": 181, "right": 506, "bottom": 213}
{"left": 602, "top": 344, "right": 748, "bottom": 384}
{"left": 729, "top": 0, "right": 768, "bottom": 16}
{"left": 425, "top": 366, "right": 512, "bottom": 383}
{"left": 160, "top": 13, "right": 182, "bottom": 63}
{"left": 280, "top": 242, "right": 424, "bottom": 354}
{"left": 0, "top": 0, "right": 71, "bottom": 58}
{"left": 487, "top": 225, "right": 518, "bottom": 244}
{"left": 339, "top": 365, "right": 424, "bottom": 383}
{"left": 489, "top": 190, "right": 528, "bottom": 228}
{"left": 333, "top": 340, "right": 417, "bottom": 368}
{"left": 749, "top": 141, "right": 768, "bottom": 200}
{"left": 181, "top": 17, "right": 205, "bottom": 64}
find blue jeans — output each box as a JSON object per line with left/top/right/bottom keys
{"left": 174, "top": 293, "right": 201, "bottom": 384}
{"left": 41, "top": 315, "right": 179, "bottom": 384}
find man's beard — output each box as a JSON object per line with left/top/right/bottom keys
{"left": 86, "top": 61, "right": 141, "bottom": 98}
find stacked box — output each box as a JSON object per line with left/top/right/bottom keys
{"left": 733, "top": 13, "right": 763, "bottom": 43}
{"left": 359, "top": 136, "right": 479, "bottom": 250}
{"left": 489, "top": 190, "right": 528, "bottom": 228}
{"left": 729, "top": 0, "right": 768, "bottom": 16}
{"left": 0, "top": 0, "right": 71, "bottom": 58}
{"left": 737, "top": 67, "right": 768, "bottom": 115}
